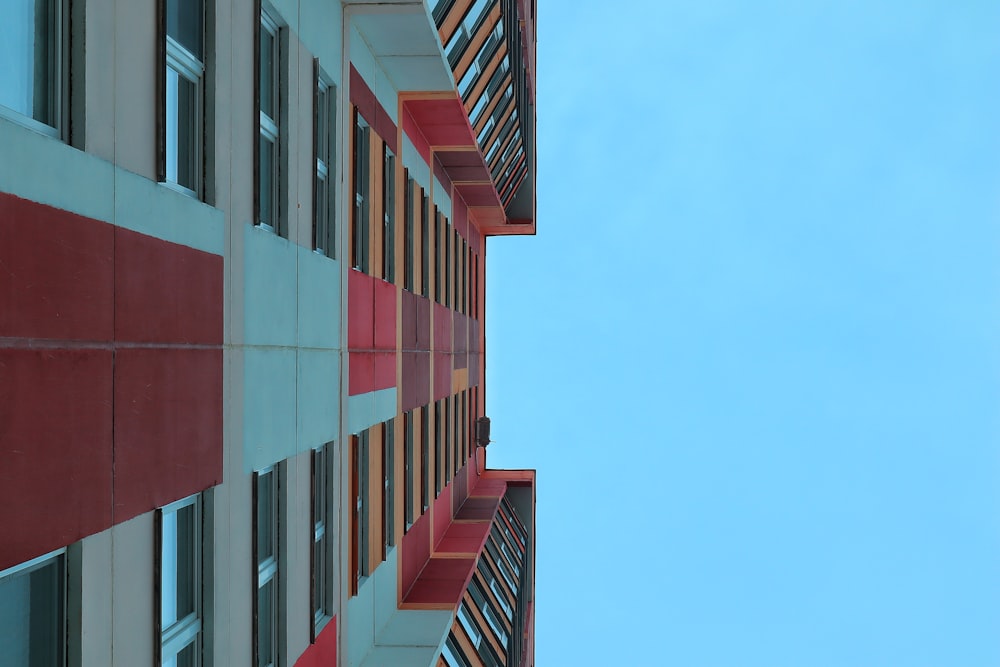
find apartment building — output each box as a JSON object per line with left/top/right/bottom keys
{"left": 0, "top": 0, "right": 536, "bottom": 665}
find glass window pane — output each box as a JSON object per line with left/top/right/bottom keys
{"left": 259, "top": 26, "right": 274, "bottom": 120}
{"left": 167, "top": 0, "right": 203, "bottom": 58}
{"left": 313, "top": 539, "right": 323, "bottom": 616}
{"left": 257, "top": 472, "right": 273, "bottom": 562}
{"left": 257, "top": 579, "right": 274, "bottom": 667}
{"left": 161, "top": 509, "right": 179, "bottom": 626}
{"left": 0, "top": 555, "right": 64, "bottom": 667}
{"left": 166, "top": 67, "right": 199, "bottom": 190}
{"left": 175, "top": 503, "right": 196, "bottom": 619}
{"left": 259, "top": 136, "right": 274, "bottom": 227}
{"left": 0, "top": 0, "right": 57, "bottom": 126}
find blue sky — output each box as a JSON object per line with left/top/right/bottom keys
{"left": 486, "top": 1, "right": 1000, "bottom": 665}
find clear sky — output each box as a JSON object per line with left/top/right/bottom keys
{"left": 485, "top": 1, "right": 1000, "bottom": 665}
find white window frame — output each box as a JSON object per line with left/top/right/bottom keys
{"left": 312, "top": 443, "right": 333, "bottom": 635}
{"left": 0, "top": 547, "right": 67, "bottom": 667}
{"left": 0, "top": 0, "right": 65, "bottom": 138}
{"left": 159, "top": 494, "right": 202, "bottom": 667}
{"left": 163, "top": 0, "right": 205, "bottom": 198}
{"left": 457, "top": 602, "right": 482, "bottom": 649}
{"left": 314, "top": 72, "right": 335, "bottom": 257}
{"left": 258, "top": 10, "right": 281, "bottom": 233}
{"left": 255, "top": 466, "right": 279, "bottom": 667}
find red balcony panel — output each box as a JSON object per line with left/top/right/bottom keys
{"left": 373, "top": 279, "right": 397, "bottom": 350}
{"left": 0, "top": 348, "right": 114, "bottom": 571}
{"left": 0, "top": 193, "right": 114, "bottom": 342}
{"left": 113, "top": 347, "right": 223, "bottom": 523}
{"left": 114, "top": 227, "right": 223, "bottom": 345}
{"left": 348, "top": 269, "right": 375, "bottom": 350}
{"left": 349, "top": 351, "right": 375, "bottom": 396}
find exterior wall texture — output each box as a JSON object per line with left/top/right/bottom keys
{"left": 0, "top": 0, "right": 535, "bottom": 665}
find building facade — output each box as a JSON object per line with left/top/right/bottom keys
{"left": 0, "top": 0, "right": 536, "bottom": 665}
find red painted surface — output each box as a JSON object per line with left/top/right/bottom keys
{"left": 401, "top": 351, "right": 430, "bottom": 412}
{"left": 451, "top": 461, "right": 469, "bottom": 508}
{"left": 433, "top": 483, "right": 453, "bottom": 549}
{"left": 434, "top": 353, "right": 451, "bottom": 402}
{"left": 349, "top": 65, "right": 396, "bottom": 153}
{"left": 436, "top": 521, "right": 490, "bottom": 556}
{"left": 373, "top": 279, "right": 396, "bottom": 350}
{"left": 456, "top": 496, "right": 501, "bottom": 522}
{"left": 453, "top": 194, "right": 469, "bottom": 239}
{"left": 415, "top": 296, "right": 432, "bottom": 349}
{"left": 401, "top": 509, "right": 432, "bottom": 600}
{"left": 114, "top": 227, "right": 223, "bottom": 344}
{"left": 404, "top": 556, "right": 475, "bottom": 607}
{"left": 294, "top": 616, "right": 337, "bottom": 667}
{"left": 0, "top": 195, "right": 224, "bottom": 568}
{"left": 373, "top": 352, "right": 396, "bottom": 392}
{"left": 433, "top": 303, "right": 452, "bottom": 352}
{"left": 0, "top": 193, "right": 114, "bottom": 341}
{"left": 401, "top": 289, "right": 418, "bottom": 350}
{"left": 113, "top": 348, "right": 223, "bottom": 523}
{"left": 349, "top": 352, "right": 375, "bottom": 396}
{"left": 433, "top": 156, "right": 453, "bottom": 195}
{"left": 0, "top": 349, "right": 114, "bottom": 571}
{"left": 347, "top": 269, "right": 374, "bottom": 350}
{"left": 402, "top": 106, "right": 431, "bottom": 165}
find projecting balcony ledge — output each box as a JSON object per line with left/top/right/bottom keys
{"left": 401, "top": 92, "right": 536, "bottom": 236}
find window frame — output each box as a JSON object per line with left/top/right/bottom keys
{"left": 351, "top": 430, "right": 370, "bottom": 593}
{"left": 313, "top": 65, "right": 336, "bottom": 257}
{"left": 404, "top": 410, "right": 415, "bottom": 530}
{"left": 0, "top": 547, "right": 67, "bottom": 667}
{"left": 253, "top": 466, "right": 280, "bottom": 667}
{"left": 159, "top": 0, "right": 206, "bottom": 198}
{"left": 382, "top": 418, "right": 395, "bottom": 556}
{"left": 157, "top": 493, "right": 203, "bottom": 667}
{"left": 311, "top": 443, "right": 334, "bottom": 638}
{"left": 352, "top": 109, "right": 371, "bottom": 273}
{"left": 0, "top": 0, "right": 68, "bottom": 138}
{"left": 403, "top": 174, "right": 414, "bottom": 291}
{"left": 256, "top": 8, "right": 282, "bottom": 235}
{"left": 382, "top": 144, "right": 396, "bottom": 282}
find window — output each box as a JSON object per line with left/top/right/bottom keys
{"left": 382, "top": 145, "right": 395, "bottom": 281}
{"left": 0, "top": 549, "right": 65, "bottom": 667}
{"left": 457, "top": 602, "right": 481, "bottom": 649}
{"left": 444, "top": 218, "right": 451, "bottom": 308}
{"left": 0, "top": 0, "right": 65, "bottom": 136}
{"left": 433, "top": 208, "right": 441, "bottom": 303}
{"left": 469, "top": 578, "right": 507, "bottom": 646}
{"left": 314, "top": 69, "right": 335, "bottom": 256}
{"left": 403, "top": 175, "right": 414, "bottom": 291}
{"left": 257, "top": 10, "right": 281, "bottom": 234}
{"left": 159, "top": 495, "right": 202, "bottom": 667}
{"left": 312, "top": 443, "right": 333, "bottom": 635}
{"left": 434, "top": 400, "right": 442, "bottom": 496}
{"left": 420, "top": 191, "right": 429, "bottom": 297}
{"left": 442, "top": 633, "right": 472, "bottom": 667}
{"left": 404, "top": 411, "right": 414, "bottom": 530}
{"left": 352, "top": 111, "right": 371, "bottom": 272}
{"left": 382, "top": 419, "right": 395, "bottom": 556}
{"left": 351, "top": 430, "right": 370, "bottom": 590}
{"left": 444, "top": 397, "right": 452, "bottom": 481}
{"left": 420, "top": 405, "right": 430, "bottom": 511}
{"left": 255, "top": 467, "right": 279, "bottom": 667}
{"left": 162, "top": 0, "right": 205, "bottom": 195}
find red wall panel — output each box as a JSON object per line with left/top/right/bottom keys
{"left": 373, "top": 279, "right": 397, "bottom": 351}
{"left": 0, "top": 349, "right": 114, "bottom": 571}
{"left": 349, "top": 352, "right": 375, "bottom": 397}
{"left": 433, "top": 303, "right": 452, "bottom": 353}
{"left": 401, "top": 351, "right": 430, "bottom": 413}
{"left": 114, "top": 227, "right": 223, "bottom": 344}
{"left": 373, "top": 352, "right": 396, "bottom": 392}
{"left": 0, "top": 195, "right": 224, "bottom": 567}
{"left": 401, "top": 289, "right": 418, "bottom": 350}
{"left": 0, "top": 193, "right": 113, "bottom": 341}
{"left": 294, "top": 616, "right": 337, "bottom": 667}
{"left": 433, "top": 483, "right": 452, "bottom": 549}
{"left": 401, "top": 510, "right": 432, "bottom": 599}
{"left": 434, "top": 352, "right": 451, "bottom": 402}
{"left": 113, "top": 348, "right": 223, "bottom": 523}
{"left": 348, "top": 269, "right": 374, "bottom": 350}
{"left": 415, "top": 295, "right": 432, "bottom": 350}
